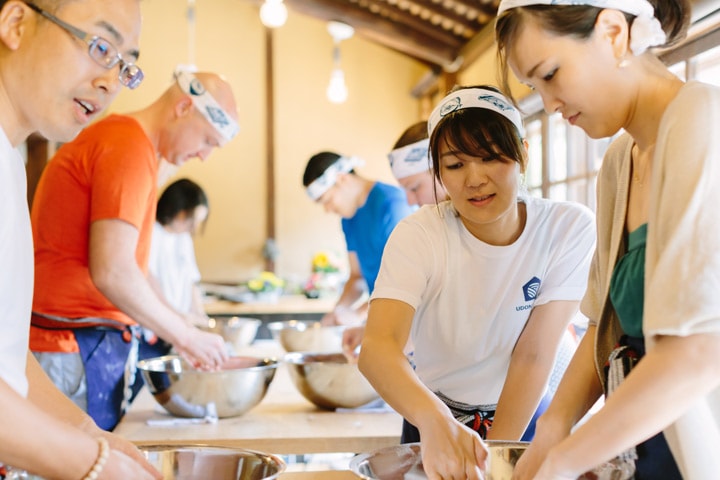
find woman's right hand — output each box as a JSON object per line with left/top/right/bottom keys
{"left": 512, "top": 421, "right": 569, "bottom": 480}
{"left": 420, "top": 418, "right": 487, "bottom": 480}
{"left": 101, "top": 449, "right": 161, "bottom": 480}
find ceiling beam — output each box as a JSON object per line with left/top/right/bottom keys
{"left": 351, "top": 0, "right": 467, "bottom": 47}
{"left": 284, "top": 0, "right": 460, "bottom": 67}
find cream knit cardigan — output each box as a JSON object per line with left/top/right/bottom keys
{"left": 580, "top": 81, "right": 720, "bottom": 479}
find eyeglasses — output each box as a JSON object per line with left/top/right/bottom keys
{"left": 24, "top": 2, "right": 144, "bottom": 89}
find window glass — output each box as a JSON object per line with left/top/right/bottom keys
{"left": 668, "top": 61, "right": 687, "bottom": 80}
{"left": 548, "top": 114, "right": 568, "bottom": 182}
{"left": 695, "top": 44, "right": 720, "bottom": 86}
{"left": 525, "top": 118, "right": 543, "bottom": 191}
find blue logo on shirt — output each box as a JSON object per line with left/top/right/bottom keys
{"left": 522, "top": 276, "right": 541, "bottom": 302}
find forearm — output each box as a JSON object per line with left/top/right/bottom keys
{"left": 93, "top": 263, "right": 193, "bottom": 349}
{"left": 488, "top": 354, "right": 554, "bottom": 440}
{"left": 25, "top": 352, "right": 96, "bottom": 432}
{"left": 359, "top": 337, "right": 451, "bottom": 429}
{"left": 3, "top": 363, "right": 98, "bottom": 479}
{"left": 190, "top": 284, "right": 209, "bottom": 318}
{"left": 538, "top": 325, "right": 604, "bottom": 434}
{"left": 549, "top": 332, "right": 720, "bottom": 475}
{"left": 335, "top": 275, "right": 366, "bottom": 309}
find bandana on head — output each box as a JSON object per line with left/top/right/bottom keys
{"left": 428, "top": 88, "right": 525, "bottom": 138}
{"left": 388, "top": 138, "right": 431, "bottom": 180}
{"left": 175, "top": 70, "right": 240, "bottom": 145}
{"left": 497, "top": 0, "right": 667, "bottom": 55}
{"left": 306, "top": 156, "right": 365, "bottom": 201}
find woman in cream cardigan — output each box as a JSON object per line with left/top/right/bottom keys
{"left": 496, "top": 0, "right": 720, "bottom": 479}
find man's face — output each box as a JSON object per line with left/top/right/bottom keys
{"left": 13, "top": 0, "right": 142, "bottom": 143}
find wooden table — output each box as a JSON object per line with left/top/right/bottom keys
{"left": 204, "top": 295, "right": 339, "bottom": 339}
{"left": 204, "top": 295, "right": 337, "bottom": 318}
{"left": 116, "top": 340, "right": 402, "bottom": 477}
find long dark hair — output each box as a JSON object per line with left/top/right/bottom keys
{"left": 156, "top": 178, "right": 209, "bottom": 230}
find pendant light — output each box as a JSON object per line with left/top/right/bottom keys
{"left": 260, "top": 0, "right": 288, "bottom": 28}
{"left": 326, "top": 21, "right": 354, "bottom": 104}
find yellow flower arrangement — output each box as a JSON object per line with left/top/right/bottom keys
{"left": 311, "top": 250, "right": 341, "bottom": 273}
{"left": 247, "top": 271, "right": 285, "bottom": 293}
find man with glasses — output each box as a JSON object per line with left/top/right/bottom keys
{"left": 29, "top": 69, "right": 239, "bottom": 432}
{"left": 1, "top": 0, "right": 161, "bottom": 478}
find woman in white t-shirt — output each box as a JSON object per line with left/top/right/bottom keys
{"left": 141, "top": 178, "right": 209, "bottom": 359}
{"left": 358, "top": 85, "right": 596, "bottom": 479}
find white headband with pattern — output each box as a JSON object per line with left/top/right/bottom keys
{"left": 175, "top": 70, "right": 240, "bottom": 144}
{"left": 497, "top": 0, "right": 666, "bottom": 55}
{"left": 428, "top": 88, "right": 525, "bottom": 138}
{"left": 306, "top": 156, "right": 364, "bottom": 200}
{"left": 388, "top": 138, "right": 430, "bottom": 179}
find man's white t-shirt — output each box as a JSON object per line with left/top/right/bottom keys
{"left": 371, "top": 197, "right": 595, "bottom": 405}
{"left": 0, "top": 128, "right": 33, "bottom": 397}
{"left": 148, "top": 222, "right": 201, "bottom": 314}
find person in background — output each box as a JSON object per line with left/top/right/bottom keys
{"left": 0, "top": 0, "right": 160, "bottom": 477}
{"left": 141, "top": 178, "right": 211, "bottom": 360}
{"left": 302, "top": 152, "right": 414, "bottom": 326}
{"left": 388, "top": 120, "right": 448, "bottom": 207}
{"left": 495, "top": 1, "right": 720, "bottom": 479}
{"left": 358, "top": 85, "right": 596, "bottom": 480}
{"left": 29, "top": 70, "right": 238, "bottom": 431}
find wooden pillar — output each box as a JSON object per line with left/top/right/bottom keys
{"left": 264, "top": 26, "right": 277, "bottom": 272}
{"left": 25, "top": 133, "right": 49, "bottom": 210}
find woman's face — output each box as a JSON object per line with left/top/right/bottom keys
{"left": 438, "top": 138, "right": 522, "bottom": 243}
{"left": 505, "top": 14, "right": 631, "bottom": 139}
{"left": 398, "top": 171, "right": 445, "bottom": 207}
{"left": 168, "top": 205, "right": 209, "bottom": 234}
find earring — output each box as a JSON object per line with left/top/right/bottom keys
{"left": 617, "top": 56, "right": 630, "bottom": 68}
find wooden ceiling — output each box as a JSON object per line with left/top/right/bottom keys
{"left": 283, "top": 0, "right": 502, "bottom": 71}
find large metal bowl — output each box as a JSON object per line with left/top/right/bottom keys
{"left": 8, "top": 444, "right": 286, "bottom": 480}
{"left": 198, "top": 316, "right": 262, "bottom": 353}
{"left": 284, "top": 352, "right": 379, "bottom": 410}
{"left": 137, "top": 355, "right": 278, "bottom": 418}
{"left": 350, "top": 441, "right": 633, "bottom": 480}
{"left": 141, "top": 444, "right": 286, "bottom": 480}
{"left": 267, "top": 320, "right": 345, "bottom": 352}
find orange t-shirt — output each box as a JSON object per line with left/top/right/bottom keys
{"left": 30, "top": 115, "right": 157, "bottom": 353}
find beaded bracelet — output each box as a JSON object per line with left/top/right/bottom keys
{"left": 82, "top": 437, "right": 109, "bottom": 480}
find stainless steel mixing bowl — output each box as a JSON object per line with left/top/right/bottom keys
{"left": 6, "top": 445, "right": 286, "bottom": 480}
{"left": 137, "top": 355, "right": 278, "bottom": 418}
{"left": 350, "top": 441, "right": 633, "bottom": 480}
{"left": 198, "top": 316, "right": 261, "bottom": 352}
{"left": 283, "top": 351, "right": 379, "bottom": 410}
{"left": 141, "top": 444, "right": 286, "bottom": 480}
{"left": 267, "top": 320, "right": 345, "bottom": 352}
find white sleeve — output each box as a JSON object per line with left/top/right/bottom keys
{"left": 370, "top": 216, "right": 435, "bottom": 310}
{"left": 535, "top": 204, "right": 596, "bottom": 306}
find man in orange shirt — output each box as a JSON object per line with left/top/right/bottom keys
{"left": 30, "top": 70, "right": 238, "bottom": 430}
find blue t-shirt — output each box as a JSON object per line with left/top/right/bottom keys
{"left": 342, "top": 182, "right": 412, "bottom": 293}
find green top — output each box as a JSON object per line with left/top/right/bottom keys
{"left": 609, "top": 223, "right": 648, "bottom": 338}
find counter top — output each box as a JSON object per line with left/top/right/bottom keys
{"left": 116, "top": 341, "right": 402, "bottom": 459}
{"left": 204, "top": 294, "right": 337, "bottom": 317}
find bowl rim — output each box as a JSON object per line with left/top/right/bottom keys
{"left": 266, "top": 319, "right": 319, "bottom": 332}
{"left": 137, "top": 354, "right": 280, "bottom": 373}
{"left": 204, "top": 316, "right": 263, "bottom": 326}
{"left": 282, "top": 351, "right": 350, "bottom": 364}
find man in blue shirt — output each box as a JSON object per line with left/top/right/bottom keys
{"left": 303, "top": 151, "right": 413, "bottom": 326}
